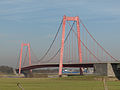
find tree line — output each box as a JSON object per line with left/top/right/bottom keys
{"left": 0, "top": 66, "right": 13, "bottom": 74}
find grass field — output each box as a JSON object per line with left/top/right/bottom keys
{"left": 0, "top": 76, "right": 120, "bottom": 90}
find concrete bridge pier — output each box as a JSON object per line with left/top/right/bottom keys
{"left": 94, "top": 63, "right": 120, "bottom": 79}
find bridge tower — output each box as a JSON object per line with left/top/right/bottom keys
{"left": 18, "top": 43, "right": 32, "bottom": 74}
{"left": 59, "top": 15, "right": 82, "bottom": 76}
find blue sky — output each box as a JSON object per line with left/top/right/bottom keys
{"left": 0, "top": 0, "right": 120, "bottom": 67}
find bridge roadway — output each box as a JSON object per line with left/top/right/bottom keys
{"left": 16, "top": 63, "right": 94, "bottom": 71}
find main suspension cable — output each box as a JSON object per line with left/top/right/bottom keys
{"left": 37, "top": 19, "right": 63, "bottom": 62}
{"left": 68, "top": 22, "right": 102, "bottom": 62}
{"left": 80, "top": 19, "right": 119, "bottom": 62}
{"left": 43, "top": 21, "right": 76, "bottom": 63}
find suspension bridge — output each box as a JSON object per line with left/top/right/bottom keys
{"left": 16, "top": 15, "right": 120, "bottom": 77}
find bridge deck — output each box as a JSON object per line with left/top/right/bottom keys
{"left": 16, "top": 63, "right": 94, "bottom": 71}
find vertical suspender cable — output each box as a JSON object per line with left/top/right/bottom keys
{"left": 86, "top": 30, "right": 87, "bottom": 63}
{"left": 80, "top": 19, "right": 119, "bottom": 62}
{"left": 72, "top": 27, "right": 73, "bottom": 64}
{"left": 69, "top": 32, "right": 70, "bottom": 63}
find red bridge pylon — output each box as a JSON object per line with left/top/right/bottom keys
{"left": 59, "top": 15, "right": 82, "bottom": 76}
{"left": 18, "top": 43, "right": 32, "bottom": 74}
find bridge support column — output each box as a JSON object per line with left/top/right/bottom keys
{"left": 18, "top": 43, "right": 32, "bottom": 75}
{"left": 79, "top": 67, "right": 83, "bottom": 75}
{"left": 59, "top": 15, "right": 82, "bottom": 77}
{"left": 76, "top": 16, "right": 83, "bottom": 75}
{"left": 19, "top": 43, "right": 24, "bottom": 74}
{"left": 76, "top": 16, "right": 82, "bottom": 64}
{"left": 94, "top": 63, "right": 120, "bottom": 78}
{"left": 59, "top": 15, "right": 66, "bottom": 77}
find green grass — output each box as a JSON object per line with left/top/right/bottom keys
{"left": 0, "top": 76, "right": 120, "bottom": 90}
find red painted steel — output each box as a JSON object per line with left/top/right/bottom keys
{"left": 86, "top": 30, "right": 87, "bottom": 63}
{"left": 72, "top": 30, "right": 73, "bottom": 63}
{"left": 19, "top": 43, "right": 23, "bottom": 74}
{"left": 17, "top": 15, "right": 120, "bottom": 75}
{"left": 66, "top": 23, "right": 101, "bottom": 62}
{"left": 89, "top": 38, "right": 91, "bottom": 63}
{"left": 80, "top": 20, "right": 118, "bottom": 62}
{"left": 59, "top": 15, "right": 83, "bottom": 76}
{"left": 59, "top": 15, "right": 66, "bottom": 76}
{"left": 18, "top": 43, "right": 32, "bottom": 74}
{"left": 28, "top": 43, "right": 32, "bottom": 72}
{"left": 76, "top": 16, "right": 82, "bottom": 63}
{"left": 69, "top": 34, "right": 70, "bottom": 63}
